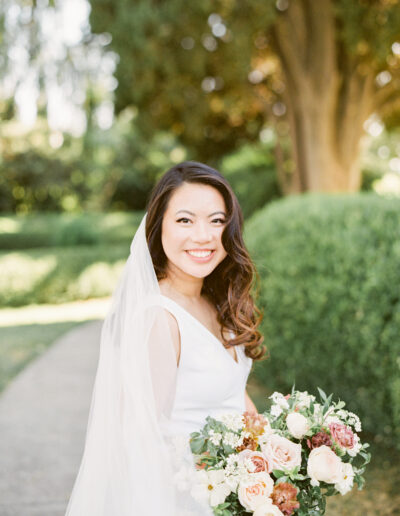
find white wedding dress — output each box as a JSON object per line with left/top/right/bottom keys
{"left": 65, "top": 212, "right": 254, "bottom": 516}
{"left": 158, "top": 294, "right": 253, "bottom": 438}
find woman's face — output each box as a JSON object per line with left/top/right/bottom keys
{"left": 161, "top": 182, "right": 228, "bottom": 279}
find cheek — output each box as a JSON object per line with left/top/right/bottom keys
{"left": 162, "top": 225, "right": 184, "bottom": 254}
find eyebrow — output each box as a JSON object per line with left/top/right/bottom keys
{"left": 175, "top": 210, "right": 226, "bottom": 217}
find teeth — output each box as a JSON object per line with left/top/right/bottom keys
{"left": 187, "top": 250, "right": 212, "bottom": 257}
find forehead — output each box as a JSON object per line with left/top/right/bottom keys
{"left": 166, "top": 183, "right": 226, "bottom": 213}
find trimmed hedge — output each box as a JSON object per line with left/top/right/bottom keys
{"left": 0, "top": 211, "right": 144, "bottom": 250}
{"left": 244, "top": 192, "right": 400, "bottom": 448}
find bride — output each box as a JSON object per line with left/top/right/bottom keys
{"left": 65, "top": 161, "right": 266, "bottom": 515}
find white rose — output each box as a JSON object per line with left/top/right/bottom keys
{"left": 253, "top": 501, "right": 285, "bottom": 516}
{"left": 286, "top": 412, "right": 309, "bottom": 439}
{"left": 335, "top": 462, "right": 355, "bottom": 495}
{"left": 307, "top": 445, "right": 343, "bottom": 486}
{"left": 238, "top": 471, "right": 274, "bottom": 511}
{"left": 261, "top": 434, "right": 302, "bottom": 472}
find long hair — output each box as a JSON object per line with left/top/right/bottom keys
{"left": 145, "top": 161, "right": 267, "bottom": 361}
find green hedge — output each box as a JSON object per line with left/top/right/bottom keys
{"left": 244, "top": 192, "right": 400, "bottom": 448}
{"left": 0, "top": 243, "right": 130, "bottom": 307}
{"left": 0, "top": 211, "right": 144, "bottom": 250}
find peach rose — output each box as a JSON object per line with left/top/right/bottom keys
{"left": 307, "top": 445, "right": 343, "bottom": 486}
{"left": 253, "top": 501, "right": 285, "bottom": 516}
{"left": 238, "top": 449, "right": 273, "bottom": 474}
{"left": 261, "top": 434, "right": 302, "bottom": 473}
{"left": 238, "top": 471, "right": 274, "bottom": 511}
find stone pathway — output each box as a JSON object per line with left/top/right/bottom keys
{"left": 0, "top": 320, "right": 103, "bottom": 516}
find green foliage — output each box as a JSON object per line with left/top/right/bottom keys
{"left": 0, "top": 150, "right": 90, "bottom": 213}
{"left": 88, "top": 0, "right": 276, "bottom": 161}
{"left": 0, "top": 243, "right": 129, "bottom": 307}
{"left": 219, "top": 141, "right": 281, "bottom": 219}
{"left": 0, "top": 211, "right": 144, "bottom": 306}
{"left": 244, "top": 192, "right": 400, "bottom": 448}
{"left": 0, "top": 211, "right": 143, "bottom": 249}
{"left": 335, "top": 0, "right": 400, "bottom": 64}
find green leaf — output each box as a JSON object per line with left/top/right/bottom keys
{"left": 317, "top": 387, "right": 327, "bottom": 401}
{"left": 272, "top": 469, "right": 286, "bottom": 478}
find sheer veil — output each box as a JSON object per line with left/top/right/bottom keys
{"left": 65, "top": 211, "right": 213, "bottom": 515}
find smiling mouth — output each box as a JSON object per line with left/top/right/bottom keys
{"left": 186, "top": 249, "right": 214, "bottom": 257}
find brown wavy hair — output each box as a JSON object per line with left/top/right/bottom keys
{"left": 145, "top": 161, "right": 267, "bottom": 361}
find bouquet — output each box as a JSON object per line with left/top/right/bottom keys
{"left": 186, "top": 388, "right": 371, "bottom": 516}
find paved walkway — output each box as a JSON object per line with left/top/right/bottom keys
{"left": 0, "top": 320, "right": 103, "bottom": 516}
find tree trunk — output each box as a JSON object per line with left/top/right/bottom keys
{"left": 271, "top": 0, "right": 375, "bottom": 193}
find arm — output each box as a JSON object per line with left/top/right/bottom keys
{"left": 245, "top": 389, "right": 258, "bottom": 415}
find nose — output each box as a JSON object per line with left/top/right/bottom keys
{"left": 192, "top": 221, "right": 212, "bottom": 244}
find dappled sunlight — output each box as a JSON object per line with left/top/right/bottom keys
{"left": 0, "top": 252, "right": 57, "bottom": 296}
{"left": 0, "top": 296, "right": 110, "bottom": 327}
{"left": 75, "top": 261, "right": 125, "bottom": 298}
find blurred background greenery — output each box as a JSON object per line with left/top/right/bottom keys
{"left": 1, "top": 1, "right": 400, "bottom": 514}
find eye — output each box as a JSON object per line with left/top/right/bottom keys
{"left": 177, "top": 217, "right": 191, "bottom": 224}
{"left": 212, "top": 218, "right": 226, "bottom": 224}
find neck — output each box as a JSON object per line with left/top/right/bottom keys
{"left": 159, "top": 265, "right": 204, "bottom": 301}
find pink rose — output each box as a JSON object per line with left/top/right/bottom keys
{"left": 238, "top": 471, "right": 274, "bottom": 511}
{"left": 238, "top": 449, "right": 273, "bottom": 473}
{"left": 329, "top": 423, "right": 355, "bottom": 450}
{"left": 261, "top": 434, "right": 302, "bottom": 472}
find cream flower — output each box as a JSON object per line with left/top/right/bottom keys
{"left": 253, "top": 500, "right": 285, "bottom": 516}
{"left": 307, "top": 445, "right": 343, "bottom": 486}
{"left": 190, "top": 468, "right": 231, "bottom": 507}
{"left": 335, "top": 462, "right": 355, "bottom": 495}
{"left": 286, "top": 412, "right": 310, "bottom": 440}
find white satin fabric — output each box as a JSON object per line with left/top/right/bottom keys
{"left": 158, "top": 294, "right": 253, "bottom": 438}
{"left": 64, "top": 212, "right": 252, "bottom": 516}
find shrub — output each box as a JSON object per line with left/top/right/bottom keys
{"left": 244, "top": 192, "right": 400, "bottom": 448}
{"left": 0, "top": 211, "right": 143, "bottom": 250}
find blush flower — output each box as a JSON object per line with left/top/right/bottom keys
{"left": 261, "top": 434, "right": 302, "bottom": 472}
{"left": 271, "top": 482, "right": 300, "bottom": 516}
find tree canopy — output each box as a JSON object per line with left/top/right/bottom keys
{"left": 89, "top": 0, "right": 400, "bottom": 191}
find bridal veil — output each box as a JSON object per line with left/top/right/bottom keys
{"left": 65, "top": 212, "right": 213, "bottom": 515}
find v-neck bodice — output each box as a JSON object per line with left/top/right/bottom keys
{"left": 157, "top": 294, "right": 253, "bottom": 437}
{"left": 159, "top": 294, "right": 241, "bottom": 365}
